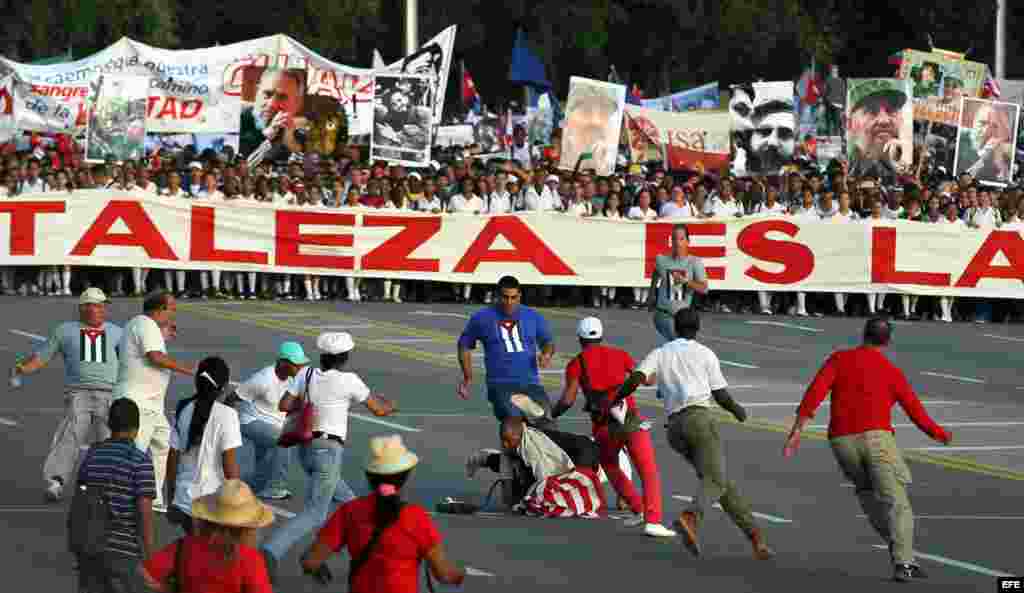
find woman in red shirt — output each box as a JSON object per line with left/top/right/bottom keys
{"left": 141, "top": 479, "right": 274, "bottom": 593}
{"left": 301, "top": 435, "right": 465, "bottom": 593}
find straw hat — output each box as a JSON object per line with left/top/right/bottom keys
{"left": 365, "top": 435, "right": 419, "bottom": 475}
{"left": 191, "top": 480, "right": 275, "bottom": 529}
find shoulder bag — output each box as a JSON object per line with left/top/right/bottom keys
{"left": 577, "top": 353, "right": 644, "bottom": 435}
{"left": 278, "top": 367, "right": 316, "bottom": 448}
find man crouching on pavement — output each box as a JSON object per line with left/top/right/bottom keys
{"left": 466, "top": 396, "right": 606, "bottom": 518}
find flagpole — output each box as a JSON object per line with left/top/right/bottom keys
{"left": 995, "top": 0, "right": 1006, "bottom": 79}
{"left": 404, "top": 0, "right": 419, "bottom": 56}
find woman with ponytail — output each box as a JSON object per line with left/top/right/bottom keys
{"left": 301, "top": 435, "right": 465, "bottom": 593}
{"left": 165, "top": 357, "right": 242, "bottom": 535}
{"left": 142, "top": 479, "right": 274, "bottom": 592}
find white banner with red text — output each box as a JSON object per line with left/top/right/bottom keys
{"left": 1, "top": 192, "right": 1022, "bottom": 298}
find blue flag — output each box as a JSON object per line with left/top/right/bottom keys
{"left": 509, "top": 29, "right": 551, "bottom": 90}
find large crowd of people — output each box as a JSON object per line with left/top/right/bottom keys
{"left": 2, "top": 129, "right": 1023, "bottom": 322}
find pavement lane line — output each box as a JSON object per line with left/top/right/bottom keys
{"left": 720, "top": 360, "right": 759, "bottom": 369}
{"left": 180, "top": 303, "right": 1024, "bottom": 482}
{"left": 745, "top": 321, "right": 823, "bottom": 333}
{"left": 0, "top": 417, "right": 18, "bottom": 426}
{"left": 907, "top": 445, "right": 1024, "bottom": 452}
{"left": 9, "top": 329, "right": 45, "bottom": 341}
{"left": 921, "top": 371, "right": 985, "bottom": 384}
{"left": 370, "top": 337, "right": 437, "bottom": 344}
{"left": 672, "top": 495, "right": 792, "bottom": 524}
{"left": 870, "top": 545, "right": 1014, "bottom": 578}
{"left": 317, "top": 324, "right": 375, "bottom": 330}
{"left": 466, "top": 567, "right": 496, "bottom": 577}
{"left": 742, "top": 401, "right": 958, "bottom": 408}
{"left": 267, "top": 504, "right": 296, "bottom": 518}
{"left": 811, "top": 421, "right": 1024, "bottom": 429}
{"left": 861, "top": 514, "right": 1024, "bottom": 520}
{"left": 982, "top": 333, "right": 1024, "bottom": 343}
{"left": 411, "top": 310, "right": 469, "bottom": 319}
{"left": 350, "top": 413, "right": 422, "bottom": 433}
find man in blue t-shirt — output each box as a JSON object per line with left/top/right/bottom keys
{"left": 458, "top": 275, "right": 555, "bottom": 421}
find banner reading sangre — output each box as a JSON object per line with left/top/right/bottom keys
{"left": 624, "top": 105, "right": 730, "bottom": 172}
{"left": 1, "top": 192, "right": 1022, "bottom": 298}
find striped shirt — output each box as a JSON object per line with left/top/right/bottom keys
{"left": 77, "top": 439, "right": 156, "bottom": 558}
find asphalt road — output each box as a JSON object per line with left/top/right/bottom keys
{"left": 0, "top": 295, "right": 1021, "bottom": 592}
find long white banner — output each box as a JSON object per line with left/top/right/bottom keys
{"left": 1, "top": 192, "right": 1022, "bottom": 298}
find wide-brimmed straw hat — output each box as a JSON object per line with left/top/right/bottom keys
{"left": 191, "top": 480, "right": 275, "bottom": 529}
{"left": 365, "top": 435, "right": 419, "bottom": 475}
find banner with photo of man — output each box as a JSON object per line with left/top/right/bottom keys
{"left": 894, "top": 49, "right": 988, "bottom": 126}
{"left": 559, "top": 76, "right": 626, "bottom": 176}
{"left": 640, "top": 82, "right": 719, "bottom": 113}
{"left": 845, "top": 78, "right": 913, "bottom": 180}
{"left": 729, "top": 81, "right": 796, "bottom": 176}
{"left": 377, "top": 25, "right": 456, "bottom": 127}
{"left": 238, "top": 65, "right": 349, "bottom": 167}
{"left": 84, "top": 74, "right": 148, "bottom": 163}
{"left": 953, "top": 97, "right": 1020, "bottom": 186}
{"left": 624, "top": 104, "right": 730, "bottom": 172}
{"left": 370, "top": 73, "right": 433, "bottom": 167}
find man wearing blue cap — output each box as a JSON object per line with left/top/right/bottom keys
{"left": 234, "top": 341, "right": 310, "bottom": 500}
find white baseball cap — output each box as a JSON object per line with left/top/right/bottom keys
{"left": 317, "top": 332, "right": 355, "bottom": 354}
{"left": 188, "top": 161, "right": 203, "bottom": 169}
{"left": 576, "top": 317, "right": 603, "bottom": 339}
{"left": 79, "top": 287, "right": 108, "bottom": 305}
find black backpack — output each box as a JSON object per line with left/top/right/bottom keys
{"left": 67, "top": 446, "right": 112, "bottom": 557}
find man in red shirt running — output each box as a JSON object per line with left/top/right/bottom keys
{"left": 783, "top": 318, "right": 953, "bottom": 583}
{"left": 552, "top": 317, "right": 675, "bottom": 537}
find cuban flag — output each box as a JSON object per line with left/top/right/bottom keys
{"left": 983, "top": 75, "right": 1002, "bottom": 99}
{"left": 461, "top": 60, "right": 482, "bottom": 115}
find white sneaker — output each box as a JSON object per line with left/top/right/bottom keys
{"left": 466, "top": 449, "right": 500, "bottom": 479}
{"left": 510, "top": 394, "right": 545, "bottom": 418}
{"left": 644, "top": 523, "right": 677, "bottom": 538}
{"left": 152, "top": 501, "right": 167, "bottom": 514}
{"left": 45, "top": 479, "right": 63, "bottom": 502}
{"left": 622, "top": 514, "right": 645, "bottom": 528}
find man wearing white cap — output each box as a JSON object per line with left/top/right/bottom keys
{"left": 552, "top": 317, "right": 675, "bottom": 537}
{"left": 11, "top": 288, "right": 123, "bottom": 501}
{"left": 261, "top": 332, "right": 396, "bottom": 577}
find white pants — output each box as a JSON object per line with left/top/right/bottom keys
{"left": 134, "top": 406, "right": 171, "bottom": 508}
{"left": 868, "top": 293, "right": 886, "bottom": 314}
{"left": 632, "top": 287, "right": 649, "bottom": 304}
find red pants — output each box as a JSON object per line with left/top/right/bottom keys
{"left": 592, "top": 422, "right": 663, "bottom": 524}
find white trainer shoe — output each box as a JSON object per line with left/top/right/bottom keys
{"left": 644, "top": 523, "right": 677, "bottom": 538}
{"left": 45, "top": 479, "right": 63, "bottom": 502}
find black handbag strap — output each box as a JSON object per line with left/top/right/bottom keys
{"left": 348, "top": 503, "right": 406, "bottom": 588}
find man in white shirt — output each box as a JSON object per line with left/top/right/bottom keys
{"left": 233, "top": 342, "right": 309, "bottom": 500}
{"left": 18, "top": 159, "right": 47, "bottom": 194}
{"left": 705, "top": 184, "right": 743, "bottom": 219}
{"left": 627, "top": 189, "right": 658, "bottom": 221}
{"left": 618, "top": 310, "right": 772, "bottom": 560}
{"left": 659, "top": 187, "right": 698, "bottom": 219}
{"left": 114, "top": 291, "right": 196, "bottom": 512}
{"left": 448, "top": 179, "right": 484, "bottom": 214}
{"left": 524, "top": 173, "right": 559, "bottom": 211}
{"left": 511, "top": 126, "right": 532, "bottom": 169}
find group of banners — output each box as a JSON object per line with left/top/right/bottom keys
{"left": 0, "top": 192, "right": 1022, "bottom": 298}
{"left": 0, "top": 27, "right": 456, "bottom": 166}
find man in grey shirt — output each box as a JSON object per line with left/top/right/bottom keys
{"left": 11, "top": 288, "right": 122, "bottom": 502}
{"left": 648, "top": 224, "right": 708, "bottom": 343}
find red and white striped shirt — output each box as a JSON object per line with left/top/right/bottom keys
{"left": 517, "top": 467, "right": 604, "bottom": 518}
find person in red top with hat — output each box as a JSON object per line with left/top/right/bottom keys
{"left": 552, "top": 316, "right": 675, "bottom": 538}
{"left": 784, "top": 317, "right": 953, "bottom": 583}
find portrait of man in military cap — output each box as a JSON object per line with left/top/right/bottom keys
{"left": 559, "top": 76, "right": 626, "bottom": 176}
{"left": 846, "top": 78, "right": 912, "bottom": 179}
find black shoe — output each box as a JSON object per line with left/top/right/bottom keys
{"left": 907, "top": 564, "right": 927, "bottom": 579}
{"left": 892, "top": 564, "right": 915, "bottom": 583}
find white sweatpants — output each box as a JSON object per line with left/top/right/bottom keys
{"left": 134, "top": 406, "right": 171, "bottom": 508}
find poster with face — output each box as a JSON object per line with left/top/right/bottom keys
{"left": 380, "top": 25, "right": 456, "bottom": 127}
{"left": 84, "top": 74, "right": 148, "bottom": 163}
{"left": 370, "top": 73, "right": 433, "bottom": 167}
{"left": 239, "top": 66, "right": 347, "bottom": 167}
{"left": 558, "top": 76, "right": 626, "bottom": 176}
{"left": 954, "top": 97, "right": 1019, "bottom": 186}
{"left": 845, "top": 79, "right": 913, "bottom": 181}
{"left": 896, "top": 49, "right": 988, "bottom": 126}
{"left": 729, "top": 82, "right": 796, "bottom": 176}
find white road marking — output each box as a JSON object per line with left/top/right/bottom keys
{"left": 841, "top": 483, "right": 856, "bottom": 488}
{"left": 638, "top": 384, "right": 758, "bottom": 391}
{"left": 921, "top": 371, "right": 985, "bottom": 384}
{"left": 907, "top": 445, "right": 1024, "bottom": 452}
{"left": 746, "top": 321, "right": 823, "bottom": 333}
{"left": 317, "top": 324, "right": 375, "bottom": 330}
{"left": 9, "top": 329, "right": 45, "bottom": 342}
{"left": 0, "top": 417, "right": 18, "bottom": 427}
{"left": 466, "top": 567, "right": 496, "bottom": 577}
{"left": 672, "top": 495, "right": 792, "bottom": 524}
{"left": 720, "top": 360, "right": 760, "bottom": 369}
{"left": 703, "top": 334, "right": 802, "bottom": 353}
{"left": 861, "top": 514, "right": 1024, "bottom": 520}
{"left": 350, "top": 413, "right": 422, "bottom": 433}
{"left": 745, "top": 400, "right": 959, "bottom": 408}
{"left": 871, "top": 545, "right": 1014, "bottom": 577}
{"left": 371, "top": 337, "right": 437, "bottom": 344}
{"left": 982, "top": 333, "right": 1024, "bottom": 343}
{"left": 261, "top": 313, "right": 320, "bottom": 318}
{"left": 267, "top": 504, "right": 296, "bottom": 518}
{"left": 811, "top": 421, "right": 1024, "bottom": 430}
{"left": 411, "top": 310, "right": 469, "bottom": 319}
